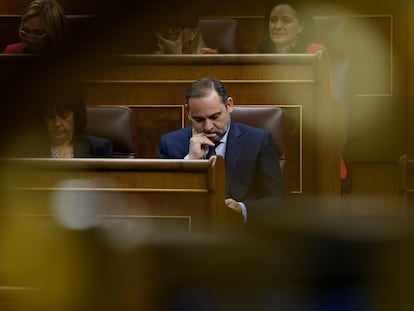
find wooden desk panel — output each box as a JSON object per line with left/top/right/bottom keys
{"left": 1, "top": 157, "right": 235, "bottom": 233}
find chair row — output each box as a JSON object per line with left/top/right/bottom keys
{"left": 0, "top": 14, "right": 352, "bottom": 55}
{"left": 86, "top": 105, "right": 289, "bottom": 177}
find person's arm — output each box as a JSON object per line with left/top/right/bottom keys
{"left": 188, "top": 128, "right": 215, "bottom": 159}
{"left": 155, "top": 28, "right": 196, "bottom": 54}
{"left": 225, "top": 198, "right": 247, "bottom": 222}
{"left": 85, "top": 136, "right": 113, "bottom": 158}
{"left": 155, "top": 32, "right": 183, "bottom": 54}
{"left": 158, "top": 131, "right": 191, "bottom": 159}
{"left": 158, "top": 134, "right": 171, "bottom": 158}
{"left": 98, "top": 139, "right": 113, "bottom": 158}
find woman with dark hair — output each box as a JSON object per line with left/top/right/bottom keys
{"left": 41, "top": 89, "right": 113, "bottom": 158}
{"left": 258, "top": 1, "right": 348, "bottom": 181}
{"left": 258, "top": 0, "right": 325, "bottom": 54}
{"left": 3, "top": 0, "right": 68, "bottom": 54}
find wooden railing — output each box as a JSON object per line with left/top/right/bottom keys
{"left": 0, "top": 156, "right": 239, "bottom": 233}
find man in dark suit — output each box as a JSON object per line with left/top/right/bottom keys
{"left": 158, "top": 77, "right": 284, "bottom": 224}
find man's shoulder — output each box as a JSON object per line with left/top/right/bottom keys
{"left": 231, "top": 122, "right": 269, "bottom": 136}
{"left": 162, "top": 126, "right": 192, "bottom": 138}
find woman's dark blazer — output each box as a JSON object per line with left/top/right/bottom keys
{"left": 23, "top": 135, "right": 113, "bottom": 158}
{"left": 74, "top": 135, "right": 113, "bottom": 158}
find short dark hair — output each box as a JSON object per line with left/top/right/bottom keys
{"left": 185, "top": 77, "right": 229, "bottom": 106}
{"left": 42, "top": 87, "right": 87, "bottom": 142}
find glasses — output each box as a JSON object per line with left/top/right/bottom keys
{"left": 19, "top": 27, "right": 48, "bottom": 41}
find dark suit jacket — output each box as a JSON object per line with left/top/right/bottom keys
{"left": 19, "top": 135, "right": 113, "bottom": 158}
{"left": 74, "top": 136, "right": 113, "bottom": 158}
{"left": 158, "top": 122, "right": 284, "bottom": 224}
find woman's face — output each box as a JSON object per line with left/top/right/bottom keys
{"left": 19, "top": 17, "right": 49, "bottom": 53}
{"left": 45, "top": 109, "right": 74, "bottom": 145}
{"left": 268, "top": 4, "right": 303, "bottom": 52}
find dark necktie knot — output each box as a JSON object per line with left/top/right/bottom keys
{"left": 206, "top": 141, "right": 221, "bottom": 159}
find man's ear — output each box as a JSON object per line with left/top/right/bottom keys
{"left": 185, "top": 104, "right": 191, "bottom": 119}
{"left": 226, "top": 97, "right": 234, "bottom": 113}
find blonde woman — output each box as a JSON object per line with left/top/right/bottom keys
{"left": 3, "top": 0, "right": 68, "bottom": 54}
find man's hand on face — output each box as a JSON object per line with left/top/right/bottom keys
{"left": 188, "top": 128, "right": 216, "bottom": 159}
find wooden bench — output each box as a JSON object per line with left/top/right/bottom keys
{"left": 1, "top": 156, "right": 238, "bottom": 233}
